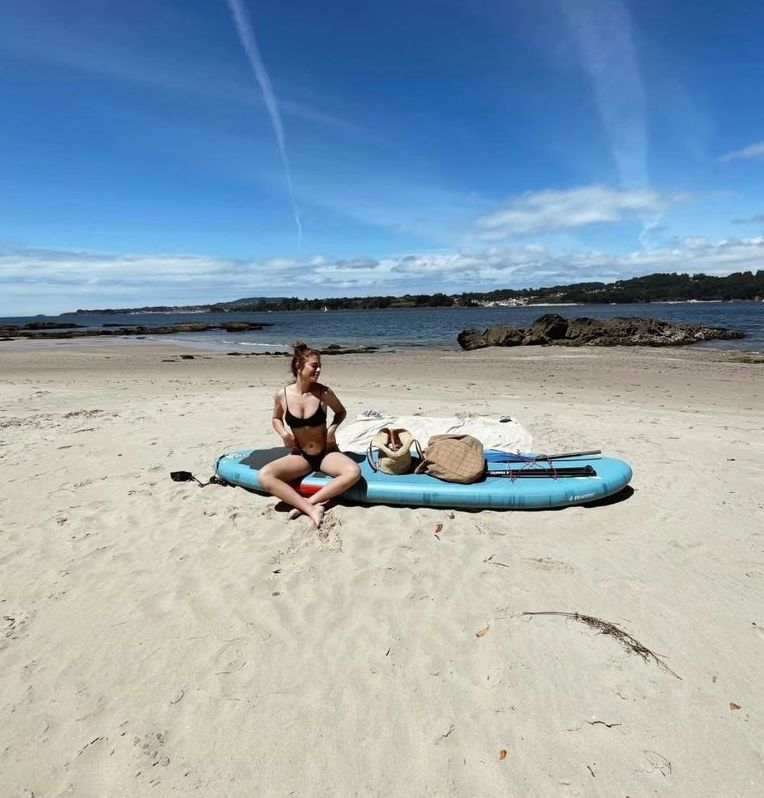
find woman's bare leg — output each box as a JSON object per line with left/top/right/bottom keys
{"left": 296, "top": 451, "right": 362, "bottom": 511}
{"left": 258, "top": 455, "right": 325, "bottom": 528}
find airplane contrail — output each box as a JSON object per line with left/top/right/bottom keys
{"left": 563, "top": 0, "right": 647, "bottom": 189}
{"left": 224, "top": 0, "right": 303, "bottom": 249}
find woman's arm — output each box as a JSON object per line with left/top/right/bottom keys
{"left": 323, "top": 387, "right": 346, "bottom": 447}
{"left": 272, "top": 389, "right": 295, "bottom": 449}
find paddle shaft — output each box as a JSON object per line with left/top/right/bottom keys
{"left": 491, "top": 465, "right": 596, "bottom": 479}
{"left": 485, "top": 450, "right": 602, "bottom": 464}
{"left": 532, "top": 450, "right": 601, "bottom": 461}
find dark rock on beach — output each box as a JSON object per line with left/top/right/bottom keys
{"left": 323, "top": 345, "right": 379, "bottom": 355}
{"left": 522, "top": 313, "right": 569, "bottom": 345}
{"left": 0, "top": 321, "right": 272, "bottom": 340}
{"left": 223, "top": 322, "right": 262, "bottom": 332}
{"left": 0, "top": 321, "right": 83, "bottom": 337}
{"left": 23, "top": 321, "right": 85, "bottom": 330}
{"left": 225, "top": 345, "right": 379, "bottom": 358}
{"left": 457, "top": 313, "right": 745, "bottom": 350}
{"left": 457, "top": 326, "right": 523, "bottom": 350}
{"left": 564, "top": 316, "right": 610, "bottom": 343}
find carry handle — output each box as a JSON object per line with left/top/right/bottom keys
{"left": 368, "top": 431, "right": 422, "bottom": 473}
{"left": 366, "top": 441, "right": 379, "bottom": 472}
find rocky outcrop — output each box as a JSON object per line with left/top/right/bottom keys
{"left": 0, "top": 321, "right": 272, "bottom": 340}
{"left": 24, "top": 321, "right": 85, "bottom": 330}
{"left": 522, "top": 313, "right": 569, "bottom": 345}
{"left": 222, "top": 322, "right": 267, "bottom": 332}
{"left": 226, "top": 344, "right": 379, "bottom": 357}
{"left": 457, "top": 326, "right": 524, "bottom": 350}
{"left": 564, "top": 317, "right": 609, "bottom": 343}
{"left": 457, "top": 314, "right": 745, "bottom": 350}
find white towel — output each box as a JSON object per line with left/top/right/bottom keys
{"left": 336, "top": 411, "right": 533, "bottom": 454}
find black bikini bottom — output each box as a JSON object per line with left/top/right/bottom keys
{"left": 295, "top": 447, "right": 336, "bottom": 472}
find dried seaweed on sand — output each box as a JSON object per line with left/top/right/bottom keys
{"left": 522, "top": 611, "right": 682, "bottom": 680}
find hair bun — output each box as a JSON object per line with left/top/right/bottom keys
{"left": 289, "top": 341, "right": 320, "bottom": 376}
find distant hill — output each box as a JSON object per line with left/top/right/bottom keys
{"left": 73, "top": 271, "right": 764, "bottom": 314}
{"left": 210, "top": 297, "right": 288, "bottom": 309}
{"left": 74, "top": 297, "right": 287, "bottom": 314}
{"left": 464, "top": 270, "right": 764, "bottom": 305}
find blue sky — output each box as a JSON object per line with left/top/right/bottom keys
{"left": 2, "top": 0, "right": 764, "bottom": 314}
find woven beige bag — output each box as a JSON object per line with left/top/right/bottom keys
{"left": 367, "top": 427, "right": 421, "bottom": 475}
{"left": 415, "top": 434, "right": 486, "bottom": 483}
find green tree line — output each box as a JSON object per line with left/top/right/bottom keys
{"left": 76, "top": 271, "right": 764, "bottom": 313}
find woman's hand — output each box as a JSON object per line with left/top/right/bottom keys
{"left": 282, "top": 433, "right": 296, "bottom": 450}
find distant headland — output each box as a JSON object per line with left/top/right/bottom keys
{"left": 72, "top": 271, "right": 764, "bottom": 314}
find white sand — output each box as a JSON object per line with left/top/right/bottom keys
{"left": 1, "top": 343, "right": 762, "bottom": 796}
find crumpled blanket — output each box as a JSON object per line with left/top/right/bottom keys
{"left": 336, "top": 410, "right": 533, "bottom": 454}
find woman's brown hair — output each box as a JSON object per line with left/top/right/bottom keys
{"left": 290, "top": 341, "right": 321, "bottom": 377}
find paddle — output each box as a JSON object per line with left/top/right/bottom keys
{"left": 490, "top": 465, "right": 596, "bottom": 479}
{"left": 485, "top": 449, "right": 602, "bottom": 464}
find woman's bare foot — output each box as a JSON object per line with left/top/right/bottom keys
{"left": 307, "top": 503, "right": 325, "bottom": 529}
{"left": 288, "top": 502, "right": 326, "bottom": 526}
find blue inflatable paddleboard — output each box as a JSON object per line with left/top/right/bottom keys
{"left": 215, "top": 448, "right": 632, "bottom": 510}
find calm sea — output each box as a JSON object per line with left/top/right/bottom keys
{"left": 2, "top": 302, "right": 763, "bottom": 352}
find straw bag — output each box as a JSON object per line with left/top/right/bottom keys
{"left": 415, "top": 434, "right": 486, "bottom": 483}
{"left": 367, "top": 427, "right": 422, "bottom": 475}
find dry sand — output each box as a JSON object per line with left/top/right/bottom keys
{"left": 1, "top": 342, "right": 762, "bottom": 797}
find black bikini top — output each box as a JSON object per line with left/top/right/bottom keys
{"left": 284, "top": 386, "right": 327, "bottom": 429}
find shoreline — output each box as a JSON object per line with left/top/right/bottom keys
{"left": 1, "top": 333, "right": 761, "bottom": 357}
{"left": 0, "top": 336, "right": 762, "bottom": 363}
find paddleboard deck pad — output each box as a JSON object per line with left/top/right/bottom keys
{"left": 215, "top": 447, "right": 632, "bottom": 510}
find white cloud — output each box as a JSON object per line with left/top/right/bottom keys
{"left": 570, "top": 237, "right": 764, "bottom": 277}
{"left": 2, "top": 237, "right": 762, "bottom": 315}
{"left": 562, "top": 0, "right": 647, "bottom": 187}
{"left": 474, "top": 185, "right": 684, "bottom": 240}
{"left": 732, "top": 214, "right": 764, "bottom": 225}
{"left": 721, "top": 141, "right": 764, "bottom": 162}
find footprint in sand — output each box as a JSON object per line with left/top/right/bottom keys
{"left": 213, "top": 641, "right": 247, "bottom": 676}
{"left": 73, "top": 476, "right": 109, "bottom": 489}
{"left": 317, "top": 513, "right": 343, "bottom": 551}
{"left": 259, "top": 505, "right": 278, "bottom": 521}
{"left": 2, "top": 609, "right": 34, "bottom": 641}
{"left": 125, "top": 730, "right": 171, "bottom": 786}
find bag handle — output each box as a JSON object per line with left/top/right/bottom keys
{"left": 367, "top": 429, "right": 422, "bottom": 473}
{"left": 366, "top": 441, "right": 379, "bottom": 472}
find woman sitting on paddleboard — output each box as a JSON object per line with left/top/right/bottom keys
{"left": 259, "top": 342, "right": 361, "bottom": 528}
